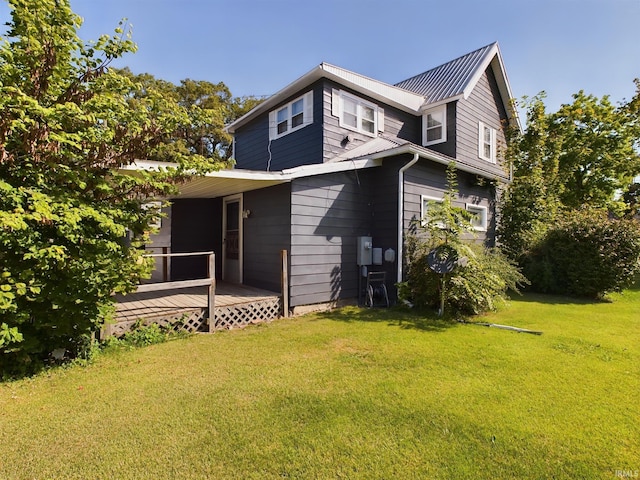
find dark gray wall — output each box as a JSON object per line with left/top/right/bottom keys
{"left": 233, "top": 81, "right": 324, "bottom": 171}
{"left": 289, "top": 171, "right": 374, "bottom": 307}
{"left": 170, "top": 198, "right": 222, "bottom": 280}
{"left": 456, "top": 68, "right": 508, "bottom": 177}
{"left": 242, "top": 184, "right": 291, "bottom": 293}
{"left": 321, "top": 80, "right": 421, "bottom": 163}
{"left": 403, "top": 160, "right": 496, "bottom": 246}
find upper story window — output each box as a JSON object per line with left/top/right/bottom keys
{"left": 478, "top": 121, "right": 496, "bottom": 163}
{"left": 269, "top": 91, "right": 313, "bottom": 140}
{"left": 333, "top": 90, "right": 383, "bottom": 137}
{"left": 423, "top": 105, "right": 446, "bottom": 146}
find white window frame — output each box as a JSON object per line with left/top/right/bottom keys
{"left": 478, "top": 121, "right": 497, "bottom": 163}
{"left": 421, "top": 195, "right": 444, "bottom": 228}
{"left": 466, "top": 203, "right": 488, "bottom": 231}
{"left": 337, "top": 91, "right": 382, "bottom": 137}
{"left": 423, "top": 105, "right": 447, "bottom": 146}
{"left": 269, "top": 91, "right": 313, "bottom": 140}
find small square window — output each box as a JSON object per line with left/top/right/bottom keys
{"left": 466, "top": 204, "right": 488, "bottom": 231}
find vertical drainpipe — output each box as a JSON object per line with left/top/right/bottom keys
{"left": 397, "top": 153, "right": 420, "bottom": 284}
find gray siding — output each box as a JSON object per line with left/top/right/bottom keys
{"left": 456, "top": 68, "right": 508, "bottom": 177}
{"left": 403, "top": 161, "right": 496, "bottom": 246}
{"left": 243, "top": 184, "right": 291, "bottom": 293}
{"left": 289, "top": 171, "right": 373, "bottom": 307}
{"left": 233, "top": 82, "right": 324, "bottom": 171}
{"left": 322, "top": 80, "right": 421, "bottom": 163}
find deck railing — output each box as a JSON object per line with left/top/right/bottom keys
{"left": 139, "top": 251, "right": 216, "bottom": 332}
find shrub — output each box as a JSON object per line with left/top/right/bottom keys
{"left": 524, "top": 209, "right": 640, "bottom": 298}
{"left": 401, "top": 237, "right": 527, "bottom": 316}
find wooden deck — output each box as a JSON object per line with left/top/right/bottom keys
{"left": 112, "top": 282, "right": 282, "bottom": 335}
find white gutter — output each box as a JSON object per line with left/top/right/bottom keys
{"left": 397, "top": 153, "right": 420, "bottom": 284}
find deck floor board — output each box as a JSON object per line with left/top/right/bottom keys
{"left": 115, "top": 282, "right": 280, "bottom": 323}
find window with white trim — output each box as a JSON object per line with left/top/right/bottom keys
{"left": 423, "top": 105, "right": 446, "bottom": 146}
{"left": 421, "top": 195, "right": 444, "bottom": 227}
{"left": 336, "top": 91, "right": 382, "bottom": 136}
{"left": 269, "top": 91, "right": 313, "bottom": 140}
{"left": 478, "top": 122, "right": 496, "bottom": 163}
{"left": 466, "top": 204, "right": 488, "bottom": 231}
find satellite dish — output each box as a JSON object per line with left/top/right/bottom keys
{"left": 427, "top": 245, "right": 458, "bottom": 274}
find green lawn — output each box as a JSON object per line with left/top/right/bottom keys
{"left": 1, "top": 287, "right": 639, "bottom": 479}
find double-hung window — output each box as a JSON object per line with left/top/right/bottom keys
{"left": 478, "top": 121, "right": 496, "bottom": 163}
{"left": 269, "top": 91, "right": 313, "bottom": 140}
{"left": 335, "top": 91, "right": 381, "bottom": 136}
{"left": 423, "top": 105, "right": 446, "bottom": 145}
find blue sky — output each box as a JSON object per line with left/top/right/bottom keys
{"left": 1, "top": 0, "right": 639, "bottom": 113}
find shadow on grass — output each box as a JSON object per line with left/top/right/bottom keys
{"left": 314, "top": 306, "right": 458, "bottom": 333}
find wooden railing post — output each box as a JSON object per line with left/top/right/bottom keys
{"left": 281, "top": 249, "right": 289, "bottom": 318}
{"left": 208, "top": 252, "right": 216, "bottom": 332}
{"left": 162, "top": 246, "right": 168, "bottom": 282}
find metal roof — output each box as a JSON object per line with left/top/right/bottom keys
{"left": 394, "top": 43, "right": 497, "bottom": 104}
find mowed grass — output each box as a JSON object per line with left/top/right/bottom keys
{"left": 1, "top": 287, "right": 639, "bottom": 479}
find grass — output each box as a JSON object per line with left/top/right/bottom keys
{"left": 1, "top": 287, "right": 639, "bottom": 479}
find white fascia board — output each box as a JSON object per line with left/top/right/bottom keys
{"left": 321, "top": 63, "right": 425, "bottom": 114}
{"left": 282, "top": 157, "right": 382, "bottom": 178}
{"left": 366, "top": 144, "right": 508, "bottom": 181}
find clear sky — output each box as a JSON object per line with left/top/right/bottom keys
{"left": 1, "top": 0, "right": 639, "bottom": 113}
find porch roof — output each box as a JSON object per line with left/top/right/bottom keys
{"left": 124, "top": 158, "right": 382, "bottom": 199}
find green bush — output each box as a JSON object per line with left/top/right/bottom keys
{"left": 524, "top": 209, "right": 640, "bottom": 298}
{"left": 400, "top": 237, "right": 527, "bottom": 316}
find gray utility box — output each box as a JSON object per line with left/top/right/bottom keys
{"left": 357, "top": 236, "right": 373, "bottom": 266}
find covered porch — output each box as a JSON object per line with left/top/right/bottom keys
{"left": 106, "top": 251, "right": 288, "bottom": 338}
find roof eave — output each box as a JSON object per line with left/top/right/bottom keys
{"left": 366, "top": 144, "right": 510, "bottom": 181}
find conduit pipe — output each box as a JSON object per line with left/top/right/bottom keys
{"left": 397, "top": 153, "right": 420, "bottom": 284}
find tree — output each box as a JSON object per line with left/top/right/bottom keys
{"left": 0, "top": 0, "right": 225, "bottom": 375}
{"left": 118, "top": 70, "right": 263, "bottom": 162}
{"left": 498, "top": 85, "right": 640, "bottom": 260}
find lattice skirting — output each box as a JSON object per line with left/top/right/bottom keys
{"left": 105, "top": 308, "right": 208, "bottom": 338}
{"left": 213, "top": 297, "right": 282, "bottom": 330}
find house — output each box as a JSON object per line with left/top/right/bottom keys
{"left": 145, "top": 42, "right": 519, "bottom": 312}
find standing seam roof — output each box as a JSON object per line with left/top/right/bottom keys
{"left": 394, "top": 43, "right": 496, "bottom": 103}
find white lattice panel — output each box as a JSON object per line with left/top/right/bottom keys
{"left": 213, "top": 298, "right": 282, "bottom": 330}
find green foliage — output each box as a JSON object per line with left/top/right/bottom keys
{"left": 400, "top": 163, "right": 526, "bottom": 316}
{"left": 103, "top": 321, "right": 187, "bottom": 349}
{"left": 0, "top": 0, "right": 226, "bottom": 375}
{"left": 499, "top": 86, "right": 640, "bottom": 259}
{"left": 117, "top": 70, "right": 263, "bottom": 162}
{"left": 524, "top": 209, "right": 640, "bottom": 298}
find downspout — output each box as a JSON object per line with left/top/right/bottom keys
{"left": 397, "top": 153, "right": 420, "bottom": 284}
